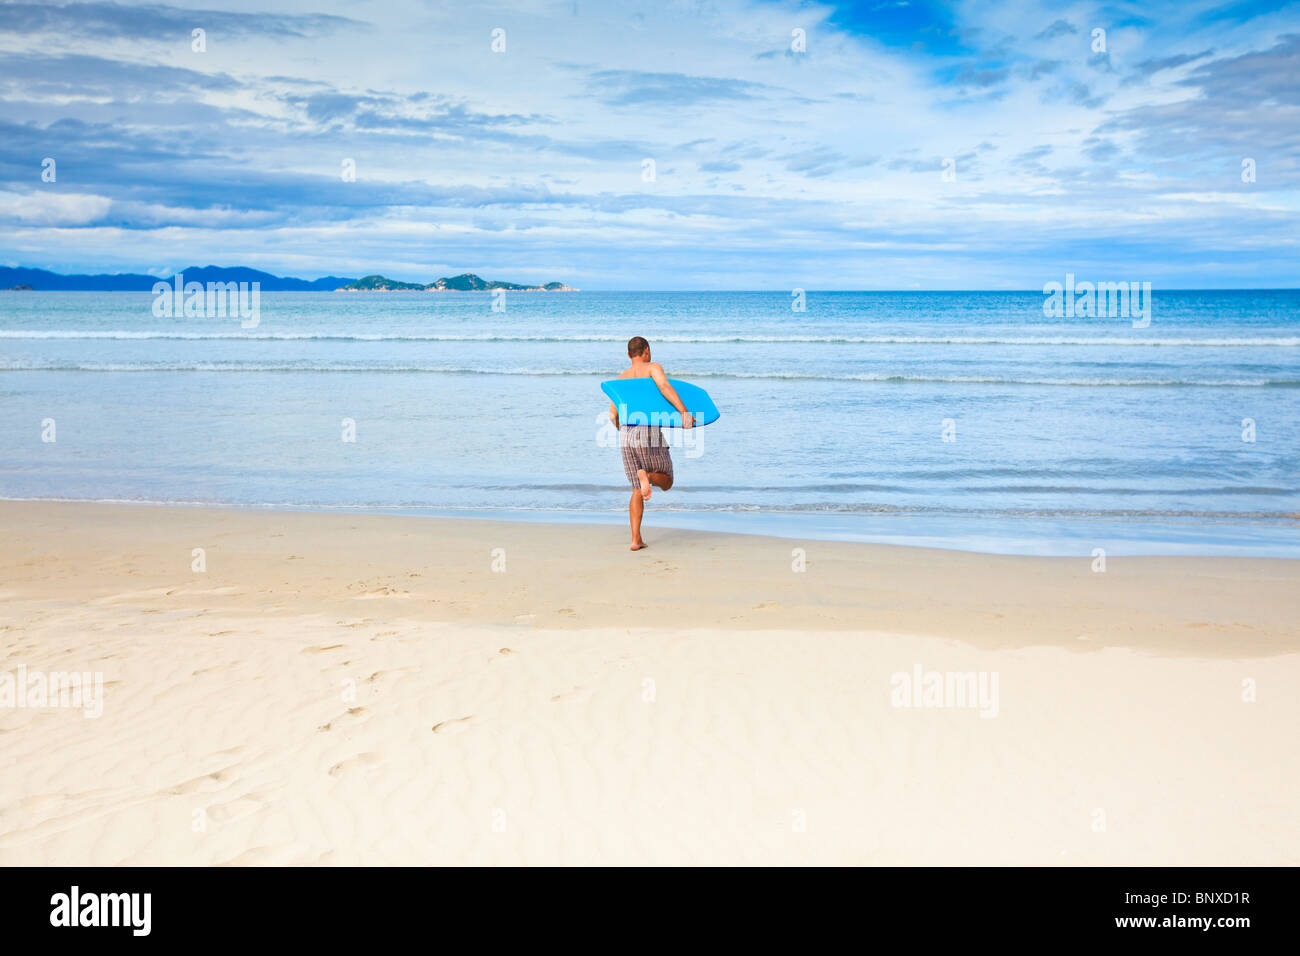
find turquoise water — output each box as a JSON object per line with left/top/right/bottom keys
{"left": 1, "top": 289, "right": 1297, "bottom": 555}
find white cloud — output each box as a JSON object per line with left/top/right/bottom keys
{"left": 0, "top": 190, "right": 112, "bottom": 225}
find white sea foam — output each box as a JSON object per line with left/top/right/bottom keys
{"left": 1, "top": 329, "right": 1298, "bottom": 347}
{"left": 2, "top": 359, "right": 1294, "bottom": 387}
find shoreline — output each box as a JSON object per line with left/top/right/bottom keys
{"left": 3, "top": 499, "right": 1297, "bottom": 864}
{"left": 2, "top": 495, "right": 1297, "bottom": 560}
{"left": 4, "top": 499, "right": 1297, "bottom": 650}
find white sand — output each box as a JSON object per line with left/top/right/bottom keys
{"left": 1, "top": 501, "right": 1296, "bottom": 865}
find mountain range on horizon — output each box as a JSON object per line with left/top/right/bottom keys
{"left": 0, "top": 266, "right": 574, "bottom": 292}
{"left": 338, "top": 274, "right": 576, "bottom": 292}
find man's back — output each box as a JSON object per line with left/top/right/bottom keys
{"left": 618, "top": 361, "right": 662, "bottom": 381}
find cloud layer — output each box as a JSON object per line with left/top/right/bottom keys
{"left": 0, "top": 0, "right": 1296, "bottom": 288}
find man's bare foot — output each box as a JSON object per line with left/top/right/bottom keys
{"left": 630, "top": 539, "right": 647, "bottom": 551}
{"left": 637, "top": 469, "right": 652, "bottom": 501}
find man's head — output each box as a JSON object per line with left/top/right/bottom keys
{"left": 627, "top": 336, "right": 650, "bottom": 361}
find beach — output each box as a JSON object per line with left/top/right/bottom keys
{"left": 2, "top": 499, "right": 1296, "bottom": 866}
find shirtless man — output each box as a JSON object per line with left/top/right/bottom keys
{"left": 609, "top": 336, "right": 694, "bottom": 551}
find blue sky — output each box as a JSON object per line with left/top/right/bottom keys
{"left": 0, "top": 0, "right": 1296, "bottom": 288}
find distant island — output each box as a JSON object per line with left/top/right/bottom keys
{"left": 0, "top": 265, "right": 575, "bottom": 292}
{"left": 338, "top": 273, "right": 576, "bottom": 292}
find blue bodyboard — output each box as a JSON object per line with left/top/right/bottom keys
{"left": 601, "top": 378, "right": 720, "bottom": 427}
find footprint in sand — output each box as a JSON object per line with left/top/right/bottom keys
{"left": 168, "top": 765, "right": 240, "bottom": 795}
{"left": 318, "top": 707, "right": 370, "bottom": 732}
{"left": 192, "top": 663, "right": 235, "bottom": 676}
{"left": 363, "top": 666, "right": 411, "bottom": 683}
{"left": 328, "top": 753, "right": 383, "bottom": 776}
{"left": 431, "top": 715, "right": 475, "bottom": 734}
{"left": 204, "top": 794, "right": 264, "bottom": 825}
{"left": 354, "top": 586, "right": 410, "bottom": 600}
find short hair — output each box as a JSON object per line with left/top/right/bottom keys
{"left": 627, "top": 336, "right": 649, "bottom": 358}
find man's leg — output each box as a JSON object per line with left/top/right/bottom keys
{"left": 629, "top": 488, "right": 646, "bottom": 550}
{"left": 634, "top": 469, "right": 670, "bottom": 500}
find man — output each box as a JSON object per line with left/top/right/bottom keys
{"left": 609, "top": 336, "right": 694, "bottom": 551}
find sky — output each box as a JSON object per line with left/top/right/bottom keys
{"left": 0, "top": 0, "right": 1296, "bottom": 289}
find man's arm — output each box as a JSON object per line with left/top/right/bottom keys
{"left": 609, "top": 366, "right": 634, "bottom": 428}
{"left": 648, "top": 363, "right": 694, "bottom": 428}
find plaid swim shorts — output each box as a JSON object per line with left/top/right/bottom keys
{"left": 619, "top": 425, "right": 673, "bottom": 489}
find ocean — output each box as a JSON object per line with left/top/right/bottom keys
{"left": 1, "top": 289, "right": 1297, "bottom": 556}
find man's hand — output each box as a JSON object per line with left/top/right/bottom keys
{"left": 681, "top": 411, "right": 694, "bottom": 429}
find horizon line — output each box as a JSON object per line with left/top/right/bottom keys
{"left": 6, "top": 287, "right": 1298, "bottom": 293}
